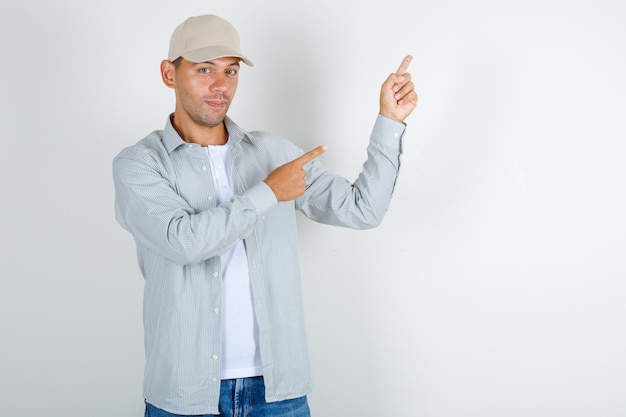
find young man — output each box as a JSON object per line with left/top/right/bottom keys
{"left": 113, "top": 14, "right": 417, "bottom": 417}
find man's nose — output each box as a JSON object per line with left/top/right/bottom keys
{"left": 211, "top": 75, "right": 227, "bottom": 92}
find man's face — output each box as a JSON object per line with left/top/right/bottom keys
{"left": 172, "top": 57, "right": 240, "bottom": 128}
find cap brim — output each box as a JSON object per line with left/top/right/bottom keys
{"left": 179, "top": 45, "right": 254, "bottom": 66}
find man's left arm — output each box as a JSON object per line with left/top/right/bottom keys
{"left": 296, "top": 56, "right": 418, "bottom": 228}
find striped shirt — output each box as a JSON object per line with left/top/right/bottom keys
{"left": 112, "top": 114, "right": 405, "bottom": 415}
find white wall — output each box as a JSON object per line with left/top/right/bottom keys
{"left": 1, "top": 0, "right": 625, "bottom": 416}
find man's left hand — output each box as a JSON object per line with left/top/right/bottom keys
{"left": 379, "top": 55, "right": 418, "bottom": 124}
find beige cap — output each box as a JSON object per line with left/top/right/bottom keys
{"left": 168, "top": 15, "right": 253, "bottom": 66}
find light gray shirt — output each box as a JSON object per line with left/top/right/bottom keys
{"left": 112, "top": 114, "right": 405, "bottom": 414}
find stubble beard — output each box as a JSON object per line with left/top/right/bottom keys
{"left": 191, "top": 98, "right": 230, "bottom": 128}
{"left": 179, "top": 89, "right": 231, "bottom": 129}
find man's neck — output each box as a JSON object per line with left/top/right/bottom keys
{"left": 171, "top": 113, "right": 228, "bottom": 147}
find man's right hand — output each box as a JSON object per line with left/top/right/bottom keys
{"left": 264, "top": 145, "right": 327, "bottom": 202}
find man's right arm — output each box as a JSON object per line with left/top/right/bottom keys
{"left": 112, "top": 150, "right": 277, "bottom": 265}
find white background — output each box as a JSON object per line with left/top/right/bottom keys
{"left": 1, "top": 0, "right": 625, "bottom": 416}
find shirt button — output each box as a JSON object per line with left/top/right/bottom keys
{"left": 213, "top": 272, "right": 219, "bottom": 278}
{"left": 212, "top": 354, "right": 218, "bottom": 360}
{"left": 202, "top": 165, "right": 207, "bottom": 171}
{"left": 214, "top": 308, "right": 219, "bottom": 314}
{"left": 394, "top": 132, "right": 399, "bottom": 138}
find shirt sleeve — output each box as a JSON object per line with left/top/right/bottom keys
{"left": 112, "top": 148, "right": 277, "bottom": 265}
{"left": 296, "top": 114, "right": 405, "bottom": 229}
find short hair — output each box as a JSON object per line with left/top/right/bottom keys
{"left": 171, "top": 57, "right": 183, "bottom": 68}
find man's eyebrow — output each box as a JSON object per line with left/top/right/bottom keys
{"left": 195, "top": 60, "right": 241, "bottom": 67}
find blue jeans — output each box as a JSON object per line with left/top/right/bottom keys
{"left": 144, "top": 376, "right": 311, "bottom": 417}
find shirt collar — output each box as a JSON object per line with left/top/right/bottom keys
{"left": 162, "top": 114, "right": 249, "bottom": 154}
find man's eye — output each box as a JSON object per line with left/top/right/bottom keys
{"left": 226, "top": 69, "right": 237, "bottom": 75}
{"left": 199, "top": 68, "right": 210, "bottom": 74}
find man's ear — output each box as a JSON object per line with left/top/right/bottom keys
{"left": 161, "top": 60, "right": 176, "bottom": 89}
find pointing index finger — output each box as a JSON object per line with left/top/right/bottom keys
{"left": 396, "top": 55, "right": 413, "bottom": 75}
{"left": 295, "top": 145, "right": 327, "bottom": 166}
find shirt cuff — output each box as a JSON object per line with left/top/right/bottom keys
{"left": 243, "top": 181, "right": 278, "bottom": 214}
{"left": 373, "top": 114, "right": 406, "bottom": 154}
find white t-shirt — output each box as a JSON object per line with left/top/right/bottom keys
{"left": 205, "top": 143, "right": 262, "bottom": 380}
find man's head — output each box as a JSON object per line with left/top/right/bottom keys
{"left": 161, "top": 15, "right": 253, "bottom": 139}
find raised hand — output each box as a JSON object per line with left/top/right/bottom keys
{"left": 264, "top": 145, "right": 328, "bottom": 201}
{"left": 379, "top": 55, "right": 418, "bottom": 124}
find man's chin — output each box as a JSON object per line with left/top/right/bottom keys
{"left": 195, "top": 114, "right": 227, "bottom": 129}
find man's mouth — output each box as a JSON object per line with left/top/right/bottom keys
{"left": 205, "top": 99, "right": 227, "bottom": 109}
